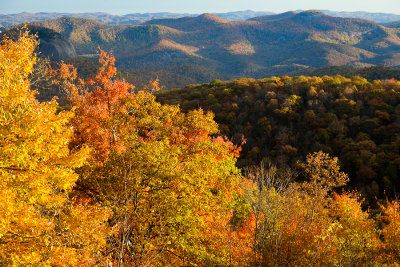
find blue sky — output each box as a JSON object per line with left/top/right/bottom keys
{"left": 1, "top": 0, "right": 400, "bottom": 14}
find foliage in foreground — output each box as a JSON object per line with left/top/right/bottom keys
{"left": 0, "top": 30, "right": 111, "bottom": 265}
{"left": 54, "top": 48, "right": 243, "bottom": 265}
{"left": 2, "top": 32, "right": 400, "bottom": 266}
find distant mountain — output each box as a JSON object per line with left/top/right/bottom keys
{"left": 214, "top": 10, "right": 274, "bottom": 20}
{"left": 10, "top": 10, "right": 399, "bottom": 88}
{"left": 0, "top": 11, "right": 272, "bottom": 27}
{"left": 143, "top": 13, "right": 230, "bottom": 31}
{"left": 0, "top": 12, "right": 194, "bottom": 26}
{"left": 320, "top": 10, "right": 400, "bottom": 23}
{"left": 1, "top": 10, "right": 400, "bottom": 27}
{"left": 382, "top": 21, "right": 400, "bottom": 28}
{"left": 248, "top": 10, "right": 400, "bottom": 24}
{"left": 248, "top": 11, "right": 298, "bottom": 22}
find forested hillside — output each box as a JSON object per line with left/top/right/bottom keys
{"left": 157, "top": 75, "right": 400, "bottom": 202}
{"left": 384, "top": 21, "right": 400, "bottom": 28}
{"left": 290, "top": 65, "right": 400, "bottom": 81}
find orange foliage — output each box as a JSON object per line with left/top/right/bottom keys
{"left": 0, "top": 30, "right": 111, "bottom": 266}
{"left": 52, "top": 49, "right": 245, "bottom": 265}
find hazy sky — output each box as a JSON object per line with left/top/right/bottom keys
{"left": 1, "top": 0, "right": 400, "bottom": 14}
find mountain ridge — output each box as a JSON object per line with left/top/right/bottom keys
{"left": 7, "top": 10, "right": 399, "bottom": 88}
{"left": 1, "top": 9, "right": 400, "bottom": 27}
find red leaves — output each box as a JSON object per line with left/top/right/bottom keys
{"left": 213, "top": 135, "right": 244, "bottom": 159}
{"left": 53, "top": 49, "right": 136, "bottom": 163}
{"left": 51, "top": 47, "right": 245, "bottom": 265}
{"left": 144, "top": 78, "right": 161, "bottom": 92}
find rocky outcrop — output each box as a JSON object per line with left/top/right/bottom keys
{"left": 38, "top": 36, "right": 77, "bottom": 60}
{"left": 1, "top": 25, "right": 77, "bottom": 61}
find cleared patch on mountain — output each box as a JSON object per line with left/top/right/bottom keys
{"left": 227, "top": 40, "right": 255, "bottom": 55}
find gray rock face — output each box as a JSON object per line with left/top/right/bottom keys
{"left": 38, "top": 36, "right": 77, "bottom": 61}
{"left": 1, "top": 25, "right": 77, "bottom": 61}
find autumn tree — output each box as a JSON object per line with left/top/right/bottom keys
{"left": 242, "top": 152, "right": 358, "bottom": 266}
{"left": 0, "top": 30, "right": 111, "bottom": 265}
{"left": 243, "top": 161, "right": 294, "bottom": 265}
{"left": 54, "top": 50, "right": 244, "bottom": 266}
{"left": 323, "top": 192, "right": 380, "bottom": 266}
{"left": 379, "top": 200, "right": 400, "bottom": 264}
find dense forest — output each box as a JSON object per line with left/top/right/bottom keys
{"left": 157, "top": 75, "right": 400, "bottom": 203}
{"left": 2, "top": 31, "right": 400, "bottom": 266}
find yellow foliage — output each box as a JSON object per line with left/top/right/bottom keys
{"left": 0, "top": 31, "right": 110, "bottom": 265}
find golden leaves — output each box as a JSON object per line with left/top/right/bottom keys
{"left": 0, "top": 31, "right": 110, "bottom": 265}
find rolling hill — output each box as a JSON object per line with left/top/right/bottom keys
{"left": 1, "top": 10, "right": 400, "bottom": 27}
{"left": 10, "top": 10, "right": 399, "bottom": 88}
{"left": 321, "top": 10, "right": 400, "bottom": 23}
{"left": 289, "top": 65, "right": 400, "bottom": 80}
{"left": 383, "top": 21, "right": 400, "bottom": 28}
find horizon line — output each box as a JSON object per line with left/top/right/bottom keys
{"left": 1, "top": 9, "right": 400, "bottom": 16}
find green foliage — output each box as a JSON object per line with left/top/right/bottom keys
{"left": 158, "top": 75, "right": 400, "bottom": 202}
{"left": 209, "top": 79, "right": 225, "bottom": 87}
